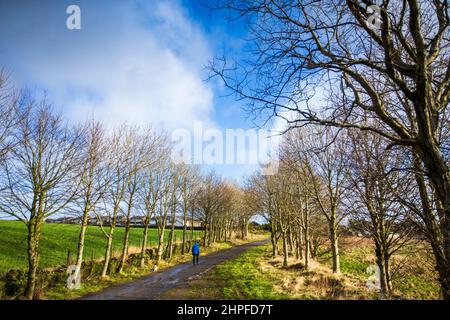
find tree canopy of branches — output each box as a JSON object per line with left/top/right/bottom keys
{"left": 0, "top": 101, "right": 83, "bottom": 299}
{"left": 211, "top": 0, "right": 450, "bottom": 299}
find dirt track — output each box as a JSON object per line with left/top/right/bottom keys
{"left": 79, "top": 239, "right": 268, "bottom": 300}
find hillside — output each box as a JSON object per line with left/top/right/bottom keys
{"left": 0, "top": 220, "right": 201, "bottom": 274}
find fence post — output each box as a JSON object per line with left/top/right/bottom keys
{"left": 89, "top": 248, "right": 95, "bottom": 277}
{"left": 66, "top": 249, "right": 72, "bottom": 266}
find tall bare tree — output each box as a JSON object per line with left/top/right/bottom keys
{"left": 73, "top": 121, "right": 109, "bottom": 280}
{"left": 117, "top": 127, "right": 157, "bottom": 273}
{"left": 154, "top": 162, "right": 176, "bottom": 265}
{"left": 137, "top": 132, "right": 170, "bottom": 268}
{"left": 347, "top": 129, "right": 414, "bottom": 294}
{"left": 304, "top": 128, "right": 348, "bottom": 273}
{"left": 178, "top": 164, "right": 200, "bottom": 254}
{"left": 0, "top": 102, "right": 82, "bottom": 299}
{"left": 98, "top": 126, "right": 133, "bottom": 278}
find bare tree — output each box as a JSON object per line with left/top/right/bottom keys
{"left": 282, "top": 130, "right": 321, "bottom": 270}
{"left": 247, "top": 172, "right": 281, "bottom": 258}
{"left": 347, "top": 129, "right": 414, "bottom": 295}
{"left": 303, "top": 128, "right": 348, "bottom": 273}
{"left": 154, "top": 161, "right": 176, "bottom": 265}
{"left": 98, "top": 126, "right": 133, "bottom": 278}
{"left": 166, "top": 168, "right": 181, "bottom": 260}
{"left": 137, "top": 132, "right": 170, "bottom": 268}
{"left": 178, "top": 164, "right": 200, "bottom": 254}
{"left": 0, "top": 102, "right": 82, "bottom": 299}
{"left": 73, "top": 120, "right": 109, "bottom": 280}
{"left": 116, "top": 127, "right": 155, "bottom": 273}
{"left": 196, "top": 172, "right": 226, "bottom": 247}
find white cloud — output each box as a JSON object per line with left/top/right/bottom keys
{"left": 2, "top": 0, "right": 215, "bottom": 131}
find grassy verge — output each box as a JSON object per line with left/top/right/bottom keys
{"left": 162, "top": 237, "right": 441, "bottom": 300}
{"left": 215, "top": 245, "right": 288, "bottom": 299}
{"left": 44, "top": 234, "right": 269, "bottom": 300}
{"left": 163, "top": 243, "right": 371, "bottom": 300}
{"left": 317, "top": 237, "right": 441, "bottom": 299}
{"left": 0, "top": 220, "right": 202, "bottom": 273}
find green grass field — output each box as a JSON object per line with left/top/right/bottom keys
{"left": 0, "top": 220, "right": 201, "bottom": 274}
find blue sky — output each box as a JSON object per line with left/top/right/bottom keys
{"left": 0, "top": 0, "right": 280, "bottom": 181}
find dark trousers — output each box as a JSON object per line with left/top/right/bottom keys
{"left": 192, "top": 254, "right": 199, "bottom": 265}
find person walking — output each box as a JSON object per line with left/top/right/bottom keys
{"left": 192, "top": 241, "right": 200, "bottom": 265}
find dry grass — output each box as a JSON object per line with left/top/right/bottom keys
{"left": 126, "top": 236, "right": 440, "bottom": 300}
{"left": 258, "top": 254, "right": 373, "bottom": 300}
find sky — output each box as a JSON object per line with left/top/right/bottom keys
{"left": 0, "top": 0, "right": 284, "bottom": 182}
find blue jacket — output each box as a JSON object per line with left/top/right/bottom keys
{"left": 192, "top": 243, "right": 200, "bottom": 255}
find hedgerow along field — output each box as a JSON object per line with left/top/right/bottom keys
{"left": 0, "top": 220, "right": 202, "bottom": 274}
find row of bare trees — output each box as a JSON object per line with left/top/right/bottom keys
{"left": 0, "top": 71, "right": 256, "bottom": 299}
{"left": 211, "top": 0, "right": 449, "bottom": 299}
{"left": 247, "top": 125, "right": 433, "bottom": 296}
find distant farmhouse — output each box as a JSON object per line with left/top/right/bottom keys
{"left": 45, "top": 215, "right": 203, "bottom": 229}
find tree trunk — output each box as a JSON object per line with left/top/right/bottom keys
{"left": 296, "top": 230, "right": 303, "bottom": 260}
{"left": 101, "top": 230, "right": 114, "bottom": 277}
{"left": 435, "top": 254, "right": 450, "bottom": 300}
{"left": 207, "top": 217, "right": 213, "bottom": 246}
{"left": 282, "top": 232, "right": 289, "bottom": 267}
{"left": 384, "top": 252, "right": 392, "bottom": 293}
{"left": 415, "top": 117, "right": 450, "bottom": 299}
{"left": 244, "top": 219, "right": 249, "bottom": 239}
{"left": 168, "top": 222, "right": 175, "bottom": 259}
{"left": 140, "top": 222, "right": 149, "bottom": 268}
{"left": 329, "top": 220, "right": 340, "bottom": 273}
{"left": 311, "top": 240, "right": 318, "bottom": 258}
{"left": 203, "top": 225, "right": 207, "bottom": 247}
{"left": 75, "top": 205, "right": 90, "bottom": 281}
{"left": 415, "top": 108, "right": 450, "bottom": 224}
{"left": 288, "top": 229, "right": 294, "bottom": 253}
{"left": 190, "top": 210, "right": 194, "bottom": 240}
{"left": 270, "top": 221, "right": 277, "bottom": 257}
{"left": 25, "top": 216, "right": 42, "bottom": 300}
{"left": 304, "top": 218, "right": 309, "bottom": 271}
{"left": 413, "top": 150, "right": 450, "bottom": 299}
{"left": 271, "top": 236, "right": 277, "bottom": 257}
{"left": 156, "top": 227, "right": 165, "bottom": 264}
{"left": 117, "top": 220, "right": 131, "bottom": 273}
{"left": 375, "top": 242, "right": 389, "bottom": 295}
{"left": 117, "top": 190, "right": 136, "bottom": 273}
{"left": 182, "top": 209, "right": 188, "bottom": 255}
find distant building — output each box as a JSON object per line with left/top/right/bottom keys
{"left": 45, "top": 216, "right": 82, "bottom": 224}
{"left": 45, "top": 214, "right": 203, "bottom": 228}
